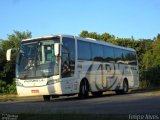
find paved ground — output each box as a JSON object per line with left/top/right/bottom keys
{"left": 0, "top": 90, "right": 160, "bottom": 115}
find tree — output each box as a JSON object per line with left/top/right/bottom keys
{"left": 142, "top": 34, "right": 160, "bottom": 68}
{"left": 140, "top": 34, "right": 160, "bottom": 86}
{"left": 79, "top": 30, "right": 89, "bottom": 38}
{"left": 0, "top": 30, "right": 32, "bottom": 83}
{"left": 101, "top": 33, "right": 115, "bottom": 41}
{"left": 152, "top": 35, "right": 160, "bottom": 67}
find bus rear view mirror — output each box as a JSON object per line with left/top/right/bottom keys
{"left": 6, "top": 48, "right": 17, "bottom": 61}
{"left": 54, "top": 43, "right": 60, "bottom": 56}
{"left": 6, "top": 49, "right": 12, "bottom": 61}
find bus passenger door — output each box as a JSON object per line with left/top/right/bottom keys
{"left": 61, "top": 37, "right": 77, "bottom": 94}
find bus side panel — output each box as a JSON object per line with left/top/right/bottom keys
{"left": 77, "top": 61, "right": 121, "bottom": 92}
{"left": 77, "top": 60, "right": 138, "bottom": 92}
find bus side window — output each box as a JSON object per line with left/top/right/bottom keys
{"left": 114, "top": 48, "right": 121, "bottom": 63}
{"left": 77, "top": 40, "right": 92, "bottom": 61}
{"left": 91, "top": 44, "right": 103, "bottom": 61}
{"left": 61, "top": 37, "right": 75, "bottom": 78}
{"left": 103, "top": 46, "right": 114, "bottom": 62}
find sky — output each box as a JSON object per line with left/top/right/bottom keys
{"left": 0, "top": 0, "right": 160, "bottom": 40}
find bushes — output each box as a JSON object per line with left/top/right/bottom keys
{"left": 0, "top": 79, "right": 16, "bottom": 94}
{"left": 139, "top": 80, "right": 151, "bottom": 89}
{"left": 0, "top": 80, "right": 6, "bottom": 93}
{"left": 139, "top": 65, "right": 160, "bottom": 88}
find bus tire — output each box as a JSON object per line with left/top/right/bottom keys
{"left": 91, "top": 91, "right": 103, "bottom": 97}
{"left": 122, "top": 79, "right": 128, "bottom": 94}
{"left": 115, "top": 79, "right": 128, "bottom": 94}
{"left": 43, "top": 95, "right": 51, "bottom": 101}
{"left": 78, "top": 79, "right": 89, "bottom": 98}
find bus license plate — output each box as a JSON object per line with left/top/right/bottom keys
{"left": 31, "top": 90, "right": 39, "bottom": 93}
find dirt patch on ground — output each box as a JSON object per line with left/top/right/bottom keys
{"left": 0, "top": 94, "right": 42, "bottom": 102}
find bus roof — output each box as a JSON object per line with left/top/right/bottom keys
{"left": 76, "top": 36, "right": 136, "bottom": 52}
{"left": 22, "top": 34, "right": 136, "bottom": 52}
{"left": 22, "top": 35, "right": 60, "bottom": 41}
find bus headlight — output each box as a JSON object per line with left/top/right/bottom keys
{"left": 16, "top": 81, "right": 23, "bottom": 86}
{"left": 47, "top": 79, "right": 60, "bottom": 85}
{"left": 47, "top": 80, "right": 56, "bottom": 85}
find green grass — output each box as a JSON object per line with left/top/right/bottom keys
{"left": 0, "top": 94, "right": 42, "bottom": 102}
{"left": 0, "top": 94, "right": 17, "bottom": 102}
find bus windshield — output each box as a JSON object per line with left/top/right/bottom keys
{"left": 16, "top": 38, "right": 60, "bottom": 79}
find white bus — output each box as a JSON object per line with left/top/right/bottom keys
{"left": 6, "top": 35, "right": 139, "bottom": 101}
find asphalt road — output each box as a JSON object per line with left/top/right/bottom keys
{"left": 0, "top": 91, "right": 160, "bottom": 115}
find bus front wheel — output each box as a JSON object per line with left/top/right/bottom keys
{"left": 78, "top": 80, "right": 89, "bottom": 98}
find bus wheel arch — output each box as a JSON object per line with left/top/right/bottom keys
{"left": 78, "top": 78, "right": 90, "bottom": 98}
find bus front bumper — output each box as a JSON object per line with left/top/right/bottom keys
{"left": 16, "top": 83, "right": 63, "bottom": 96}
